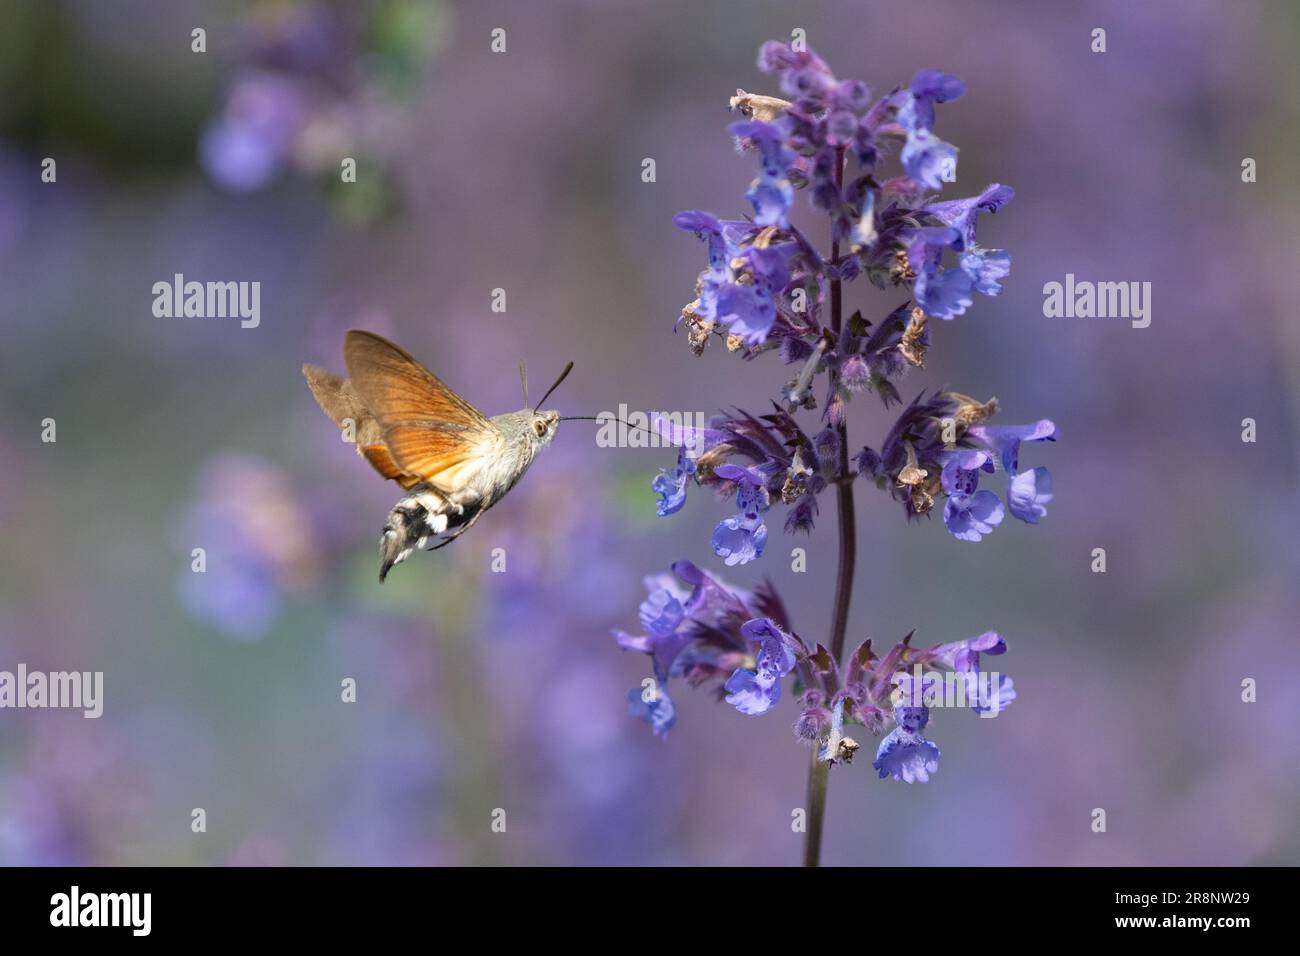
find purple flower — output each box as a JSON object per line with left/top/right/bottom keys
{"left": 714, "top": 279, "right": 776, "bottom": 345}
{"left": 729, "top": 120, "right": 795, "bottom": 228}
{"left": 922, "top": 630, "right": 1007, "bottom": 673}
{"left": 1007, "top": 466, "right": 1053, "bottom": 523}
{"left": 939, "top": 448, "right": 1004, "bottom": 541}
{"left": 672, "top": 212, "right": 799, "bottom": 346}
{"left": 723, "top": 619, "right": 799, "bottom": 715}
{"left": 627, "top": 685, "right": 676, "bottom": 737}
{"left": 615, "top": 563, "right": 800, "bottom": 736}
{"left": 917, "top": 261, "right": 976, "bottom": 320}
{"left": 650, "top": 411, "right": 730, "bottom": 458}
{"left": 614, "top": 563, "right": 745, "bottom": 681}
{"left": 711, "top": 464, "right": 771, "bottom": 565}
{"left": 848, "top": 190, "right": 877, "bottom": 250}
{"left": 840, "top": 353, "right": 871, "bottom": 393}
{"left": 923, "top": 184, "right": 1014, "bottom": 251}
{"left": 940, "top": 448, "right": 993, "bottom": 496}
{"left": 943, "top": 489, "right": 1005, "bottom": 542}
{"left": 903, "top": 416, "right": 1058, "bottom": 540}
{"left": 892, "top": 71, "right": 965, "bottom": 195}
{"left": 901, "top": 69, "right": 966, "bottom": 132}
{"left": 972, "top": 673, "right": 1018, "bottom": 716}
{"left": 200, "top": 74, "right": 305, "bottom": 192}
{"left": 967, "top": 419, "right": 1057, "bottom": 474}
{"left": 904, "top": 227, "right": 964, "bottom": 319}
{"left": 636, "top": 40, "right": 1028, "bottom": 801}
{"left": 873, "top": 706, "right": 941, "bottom": 783}
{"left": 962, "top": 249, "right": 1012, "bottom": 296}
{"left": 906, "top": 226, "right": 1011, "bottom": 320}
{"left": 914, "top": 630, "right": 1016, "bottom": 716}
{"left": 174, "top": 453, "right": 324, "bottom": 639}
{"left": 757, "top": 41, "right": 837, "bottom": 98}
{"left": 638, "top": 585, "right": 685, "bottom": 638}
{"left": 652, "top": 448, "right": 693, "bottom": 516}
{"left": 794, "top": 690, "right": 833, "bottom": 742}
{"left": 900, "top": 127, "right": 958, "bottom": 190}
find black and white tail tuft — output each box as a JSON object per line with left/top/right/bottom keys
{"left": 377, "top": 486, "right": 466, "bottom": 582}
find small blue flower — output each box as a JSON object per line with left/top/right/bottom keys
{"left": 900, "top": 127, "right": 958, "bottom": 191}
{"left": 711, "top": 511, "right": 769, "bottom": 566}
{"left": 848, "top": 190, "right": 876, "bottom": 250}
{"left": 794, "top": 691, "right": 833, "bottom": 742}
{"left": 672, "top": 210, "right": 731, "bottom": 272}
{"left": 938, "top": 424, "right": 1055, "bottom": 539}
{"left": 650, "top": 411, "right": 729, "bottom": 458}
{"left": 917, "top": 263, "right": 976, "bottom": 320}
{"left": 673, "top": 212, "right": 797, "bottom": 346}
{"left": 924, "top": 630, "right": 1007, "bottom": 672}
{"left": 652, "top": 447, "right": 694, "bottom": 516}
{"left": 967, "top": 419, "right": 1057, "bottom": 474}
{"left": 939, "top": 448, "right": 1004, "bottom": 542}
{"left": 638, "top": 586, "right": 685, "bottom": 638}
{"left": 714, "top": 282, "right": 777, "bottom": 346}
{"left": 923, "top": 184, "right": 1014, "bottom": 250}
{"left": 729, "top": 120, "right": 795, "bottom": 228}
{"left": 757, "top": 42, "right": 837, "bottom": 99}
{"left": 961, "top": 248, "right": 1012, "bottom": 296}
{"left": 199, "top": 74, "right": 305, "bottom": 193}
{"left": 873, "top": 706, "right": 941, "bottom": 783}
{"left": 711, "top": 464, "right": 770, "bottom": 565}
{"left": 943, "top": 490, "right": 1005, "bottom": 542}
{"left": 971, "top": 672, "right": 1017, "bottom": 716}
{"left": 920, "top": 631, "right": 1017, "bottom": 716}
{"left": 940, "top": 448, "right": 993, "bottom": 495}
{"left": 901, "top": 69, "right": 966, "bottom": 132}
{"left": 1006, "top": 465, "right": 1053, "bottom": 523}
{"left": 627, "top": 685, "right": 676, "bottom": 737}
{"left": 724, "top": 618, "right": 797, "bottom": 715}
{"left": 907, "top": 226, "right": 1011, "bottom": 319}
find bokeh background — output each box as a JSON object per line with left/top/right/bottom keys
{"left": 1, "top": 0, "right": 1297, "bottom": 866}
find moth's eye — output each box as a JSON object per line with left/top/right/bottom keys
{"left": 534, "top": 420, "right": 547, "bottom": 437}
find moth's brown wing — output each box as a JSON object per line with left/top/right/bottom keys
{"left": 343, "top": 330, "right": 502, "bottom": 488}
{"left": 302, "top": 363, "right": 410, "bottom": 484}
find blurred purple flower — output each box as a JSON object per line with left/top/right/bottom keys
{"left": 200, "top": 73, "right": 306, "bottom": 192}
{"left": 197, "top": 3, "right": 436, "bottom": 206}
{"left": 626, "top": 685, "right": 677, "bottom": 737}
{"left": 174, "top": 452, "right": 324, "bottom": 640}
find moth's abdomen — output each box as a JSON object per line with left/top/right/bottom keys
{"left": 378, "top": 485, "right": 477, "bottom": 581}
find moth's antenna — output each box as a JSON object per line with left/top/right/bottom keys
{"left": 534, "top": 360, "right": 574, "bottom": 411}
{"left": 519, "top": 361, "right": 529, "bottom": 408}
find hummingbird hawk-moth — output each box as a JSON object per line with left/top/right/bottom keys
{"left": 303, "top": 331, "right": 575, "bottom": 581}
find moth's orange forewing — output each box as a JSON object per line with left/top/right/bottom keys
{"left": 341, "top": 331, "right": 502, "bottom": 491}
